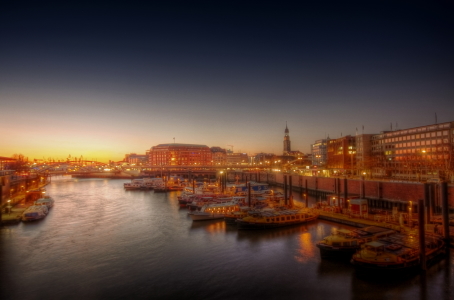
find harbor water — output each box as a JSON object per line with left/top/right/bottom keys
{"left": 1, "top": 176, "right": 453, "bottom": 300}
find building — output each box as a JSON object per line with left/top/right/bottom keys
{"left": 283, "top": 123, "right": 291, "bottom": 155}
{"left": 149, "top": 144, "right": 212, "bottom": 166}
{"left": 326, "top": 135, "right": 356, "bottom": 174}
{"left": 355, "top": 134, "right": 374, "bottom": 175}
{"left": 226, "top": 153, "right": 249, "bottom": 165}
{"left": 370, "top": 121, "right": 454, "bottom": 181}
{"left": 210, "top": 147, "right": 227, "bottom": 165}
{"left": 311, "top": 139, "right": 328, "bottom": 167}
{"left": 253, "top": 153, "right": 276, "bottom": 165}
{"left": 124, "top": 153, "right": 148, "bottom": 165}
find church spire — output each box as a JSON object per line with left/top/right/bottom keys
{"left": 283, "top": 122, "right": 291, "bottom": 155}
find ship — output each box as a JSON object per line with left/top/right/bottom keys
{"left": 350, "top": 232, "right": 445, "bottom": 273}
{"left": 316, "top": 226, "right": 396, "bottom": 259}
{"left": 235, "top": 208, "right": 318, "bottom": 230}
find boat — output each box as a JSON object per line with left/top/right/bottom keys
{"left": 224, "top": 206, "right": 252, "bottom": 224}
{"left": 227, "top": 181, "right": 270, "bottom": 194}
{"left": 178, "top": 193, "right": 196, "bottom": 206}
{"left": 124, "top": 178, "right": 164, "bottom": 190}
{"left": 153, "top": 184, "right": 168, "bottom": 192}
{"left": 167, "top": 185, "right": 184, "bottom": 191}
{"left": 189, "top": 198, "right": 245, "bottom": 221}
{"left": 22, "top": 205, "right": 48, "bottom": 221}
{"left": 34, "top": 196, "right": 55, "bottom": 209}
{"left": 124, "top": 178, "right": 150, "bottom": 190}
{"left": 235, "top": 208, "right": 318, "bottom": 229}
{"left": 350, "top": 233, "right": 445, "bottom": 273}
{"left": 186, "top": 195, "right": 229, "bottom": 210}
{"left": 316, "top": 226, "right": 396, "bottom": 259}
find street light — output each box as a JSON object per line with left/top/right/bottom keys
{"left": 408, "top": 201, "right": 412, "bottom": 228}
{"left": 6, "top": 199, "right": 11, "bottom": 215}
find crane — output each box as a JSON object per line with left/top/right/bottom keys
{"left": 227, "top": 145, "right": 234, "bottom": 153}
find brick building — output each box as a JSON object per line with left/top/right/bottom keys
{"left": 149, "top": 144, "right": 212, "bottom": 166}
{"left": 326, "top": 135, "right": 356, "bottom": 174}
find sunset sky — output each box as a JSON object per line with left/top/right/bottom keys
{"left": 2, "top": 2, "right": 454, "bottom": 162}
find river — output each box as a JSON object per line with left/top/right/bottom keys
{"left": 1, "top": 176, "right": 453, "bottom": 300}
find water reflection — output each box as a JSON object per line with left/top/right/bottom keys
{"left": 0, "top": 177, "right": 452, "bottom": 300}
{"left": 189, "top": 220, "right": 226, "bottom": 234}
{"left": 295, "top": 232, "right": 316, "bottom": 263}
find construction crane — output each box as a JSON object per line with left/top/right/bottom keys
{"left": 227, "top": 145, "right": 234, "bottom": 153}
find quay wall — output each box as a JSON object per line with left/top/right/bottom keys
{"left": 272, "top": 173, "right": 454, "bottom": 207}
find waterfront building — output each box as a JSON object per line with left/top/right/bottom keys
{"left": 149, "top": 144, "right": 212, "bottom": 166}
{"left": 210, "top": 147, "right": 227, "bottom": 165}
{"left": 253, "top": 153, "right": 276, "bottom": 166}
{"left": 327, "top": 135, "right": 356, "bottom": 175}
{"left": 124, "top": 153, "right": 148, "bottom": 165}
{"left": 0, "top": 170, "right": 12, "bottom": 205}
{"left": 226, "top": 153, "right": 249, "bottom": 165}
{"left": 370, "top": 121, "right": 454, "bottom": 181}
{"left": 0, "top": 156, "right": 17, "bottom": 171}
{"left": 355, "top": 134, "right": 374, "bottom": 175}
{"left": 311, "top": 139, "right": 328, "bottom": 167}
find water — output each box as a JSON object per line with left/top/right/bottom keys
{"left": 1, "top": 176, "right": 453, "bottom": 300}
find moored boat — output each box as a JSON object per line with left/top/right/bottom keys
{"left": 189, "top": 197, "right": 246, "bottom": 221}
{"left": 235, "top": 208, "right": 318, "bottom": 229}
{"left": 22, "top": 205, "right": 48, "bottom": 221}
{"left": 224, "top": 206, "right": 252, "bottom": 224}
{"left": 34, "top": 196, "right": 55, "bottom": 210}
{"left": 316, "top": 226, "right": 396, "bottom": 259}
{"left": 350, "top": 233, "right": 445, "bottom": 273}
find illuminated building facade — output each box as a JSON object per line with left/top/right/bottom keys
{"left": 210, "top": 147, "right": 227, "bottom": 165}
{"left": 149, "top": 144, "right": 212, "bottom": 166}
{"left": 311, "top": 139, "right": 327, "bottom": 167}
{"left": 226, "top": 153, "right": 249, "bottom": 165}
{"left": 355, "top": 134, "right": 373, "bottom": 174}
{"left": 124, "top": 153, "right": 148, "bottom": 165}
{"left": 327, "top": 135, "right": 356, "bottom": 174}
{"left": 370, "top": 122, "right": 454, "bottom": 180}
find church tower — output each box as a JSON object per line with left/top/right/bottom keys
{"left": 283, "top": 122, "right": 291, "bottom": 155}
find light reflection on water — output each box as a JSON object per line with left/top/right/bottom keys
{"left": 0, "top": 176, "right": 452, "bottom": 300}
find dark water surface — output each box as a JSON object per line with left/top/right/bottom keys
{"left": 1, "top": 177, "right": 453, "bottom": 300}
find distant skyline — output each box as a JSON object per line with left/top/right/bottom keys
{"left": 2, "top": 2, "right": 454, "bottom": 162}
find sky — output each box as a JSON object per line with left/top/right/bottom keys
{"left": 1, "top": 1, "right": 454, "bottom": 162}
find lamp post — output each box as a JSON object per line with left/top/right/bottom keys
{"left": 408, "top": 201, "right": 412, "bottom": 228}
